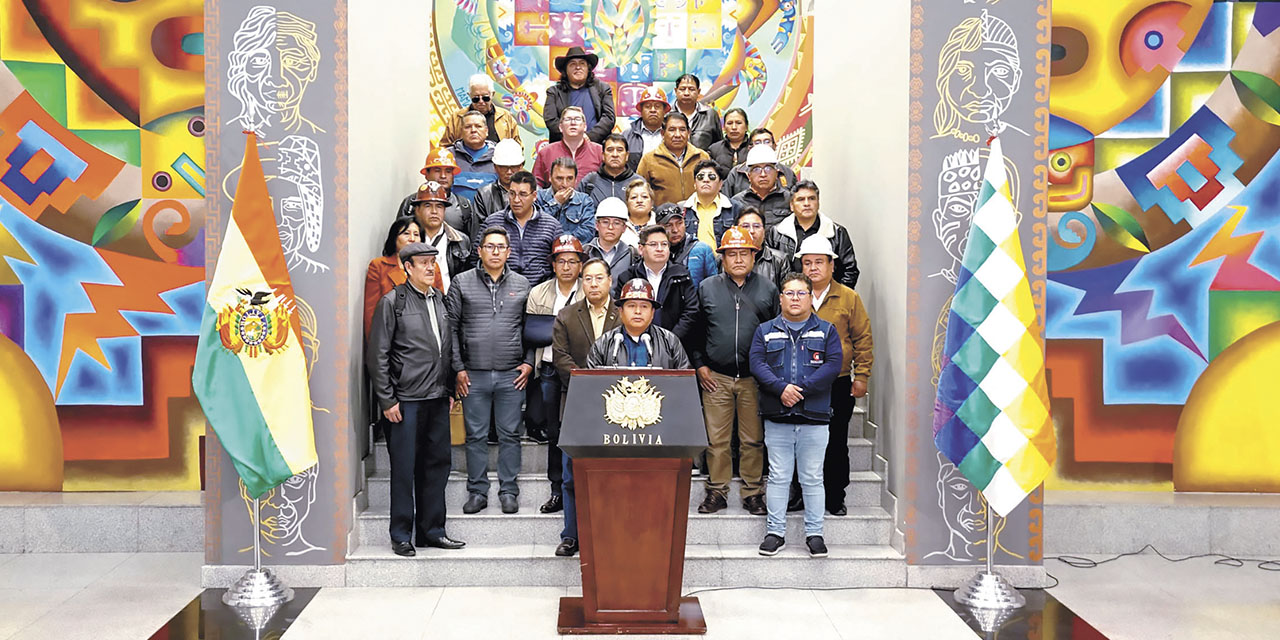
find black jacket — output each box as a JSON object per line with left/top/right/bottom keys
{"left": 585, "top": 238, "right": 637, "bottom": 281}
{"left": 586, "top": 324, "right": 691, "bottom": 369}
{"left": 722, "top": 163, "right": 798, "bottom": 201}
{"left": 751, "top": 245, "right": 790, "bottom": 292}
{"left": 612, "top": 261, "right": 700, "bottom": 342}
{"left": 731, "top": 185, "right": 792, "bottom": 228}
{"left": 445, "top": 266, "right": 531, "bottom": 372}
{"left": 708, "top": 139, "right": 749, "bottom": 172}
{"left": 398, "top": 192, "right": 478, "bottom": 246}
{"left": 473, "top": 182, "right": 508, "bottom": 222}
{"left": 578, "top": 168, "right": 643, "bottom": 205}
{"left": 544, "top": 80, "right": 616, "bottom": 144}
{"left": 766, "top": 213, "right": 860, "bottom": 289}
{"left": 679, "top": 104, "right": 723, "bottom": 152}
{"left": 622, "top": 117, "right": 664, "bottom": 171}
{"left": 366, "top": 283, "right": 453, "bottom": 410}
{"left": 424, "top": 223, "right": 473, "bottom": 279}
{"left": 691, "top": 272, "right": 779, "bottom": 377}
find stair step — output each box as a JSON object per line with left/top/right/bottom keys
{"left": 344, "top": 544, "right": 905, "bottom": 587}
{"left": 363, "top": 471, "right": 884, "bottom": 511}
{"left": 368, "top": 438, "right": 875, "bottom": 475}
{"left": 354, "top": 506, "right": 892, "bottom": 547}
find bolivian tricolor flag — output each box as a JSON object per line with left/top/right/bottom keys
{"left": 193, "top": 132, "right": 317, "bottom": 498}
{"left": 932, "top": 137, "right": 1054, "bottom": 517}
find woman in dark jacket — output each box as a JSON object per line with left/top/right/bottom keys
{"left": 708, "top": 108, "right": 751, "bottom": 171}
{"left": 543, "top": 47, "right": 616, "bottom": 144}
{"left": 671, "top": 74, "right": 723, "bottom": 152}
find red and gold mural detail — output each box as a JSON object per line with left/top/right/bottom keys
{"left": 0, "top": 0, "right": 207, "bottom": 491}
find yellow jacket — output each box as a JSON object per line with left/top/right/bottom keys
{"left": 636, "top": 142, "right": 711, "bottom": 206}
{"left": 816, "top": 282, "right": 873, "bottom": 380}
{"left": 440, "top": 105, "right": 523, "bottom": 148}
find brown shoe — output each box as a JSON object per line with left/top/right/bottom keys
{"left": 697, "top": 492, "right": 728, "bottom": 514}
{"left": 743, "top": 494, "right": 767, "bottom": 516}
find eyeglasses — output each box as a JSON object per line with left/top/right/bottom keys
{"left": 509, "top": 190, "right": 533, "bottom": 200}
{"left": 642, "top": 241, "right": 670, "bottom": 249}
{"left": 695, "top": 172, "right": 719, "bottom": 181}
{"left": 554, "top": 258, "right": 582, "bottom": 266}
{"left": 782, "top": 290, "right": 811, "bottom": 299}
{"left": 748, "top": 165, "right": 775, "bottom": 175}
{"left": 482, "top": 244, "right": 509, "bottom": 252}
{"left": 470, "top": 95, "right": 492, "bottom": 102}
{"left": 562, "top": 117, "right": 585, "bottom": 124}
{"left": 582, "top": 274, "right": 609, "bottom": 284}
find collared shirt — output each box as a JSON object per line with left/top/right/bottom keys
{"left": 622, "top": 330, "right": 650, "bottom": 367}
{"left": 796, "top": 216, "right": 821, "bottom": 248}
{"left": 644, "top": 263, "right": 666, "bottom": 294}
{"left": 425, "top": 228, "right": 452, "bottom": 293}
{"left": 543, "top": 282, "right": 580, "bottom": 362}
{"left": 640, "top": 127, "right": 663, "bottom": 155}
{"left": 694, "top": 196, "right": 721, "bottom": 248}
{"left": 532, "top": 139, "right": 603, "bottom": 188}
{"left": 589, "top": 298, "right": 610, "bottom": 338}
{"left": 407, "top": 280, "right": 442, "bottom": 351}
{"left": 812, "top": 283, "right": 831, "bottom": 311}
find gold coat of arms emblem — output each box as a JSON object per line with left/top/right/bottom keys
{"left": 215, "top": 288, "right": 292, "bottom": 358}
{"left": 602, "top": 377, "right": 664, "bottom": 430}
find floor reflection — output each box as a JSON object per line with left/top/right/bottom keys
{"left": 149, "top": 588, "right": 320, "bottom": 640}
{"left": 934, "top": 588, "right": 1109, "bottom": 639}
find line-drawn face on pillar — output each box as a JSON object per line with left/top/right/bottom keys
{"left": 228, "top": 6, "right": 325, "bottom": 136}
{"left": 934, "top": 11, "right": 1024, "bottom": 140}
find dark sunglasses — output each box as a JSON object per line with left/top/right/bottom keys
{"left": 470, "top": 95, "right": 492, "bottom": 103}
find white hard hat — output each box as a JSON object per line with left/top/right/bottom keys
{"left": 796, "top": 234, "right": 837, "bottom": 259}
{"left": 745, "top": 144, "right": 778, "bottom": 167}
{"left": 493, "top": 139, "right": 525, "bottom": 167}
{"left": 596, "top": 197, "right": 629, "bottom": 219}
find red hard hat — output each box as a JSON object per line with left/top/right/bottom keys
{"left": 411, "top": 181, "right": 450, "bottom": 204}
{"left": 550, "top": 234, "right": 586, "bottom": 260}
{"left": 615, "top": 278, "right": 662, "bottom": 309}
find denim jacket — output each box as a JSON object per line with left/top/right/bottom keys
{"left": 749, "top": 314, "right": 843, "bottom": 424}
{"left": 536, "top": 187, "right": 597, "bottom": 245}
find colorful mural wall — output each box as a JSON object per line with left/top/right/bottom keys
{"left": 1046, "top": 1, "right": 1280, "bottom": 492}
{"left": 0, "top": 1, "right": 207, "bottom": 491}
{"left": 425, "top": 0, "right": 814, "bottom": 169}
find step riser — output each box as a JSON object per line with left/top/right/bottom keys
{"left": 364, "top": 476, "right": 882, "bottom": 511}
{"left": 344, "top": 556, "right": 905, "bottom": 588}
{"left": 355, "top": 515, "right": 891, "bottom": 547}
{"left": 370, "top": 442, "right": 875, "bottom": 475}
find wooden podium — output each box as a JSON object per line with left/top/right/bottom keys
{"left": 556, "top": 368, "right": 709, "bottom": 635}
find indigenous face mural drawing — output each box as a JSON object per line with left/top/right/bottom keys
{"left": 930, "top": 147, "right": 1020, "bottom": 284}
{"left": 0, "top": 1, "right": 207, "bottom": 491}
{"left": 227, "top": 6, "right": 325, "bottom": 136}
{"left": 425, "top": 0, "right": 814, "bottom": 169}
{"left": 1045, "top": 1, "right": 1280, "bottom": 493}
{"left": 273, "top": 136, "right": 326, "bottom": 273}
{"left": 934, "top": 10, "right": 1026, "bottom": 142}
{"left": 240, "top": 464, "right": 327, "bottom": 557}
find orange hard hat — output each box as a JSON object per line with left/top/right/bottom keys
{"left": 717, "top": 226, "right": 759, "bottom": 253}
{"left": 636, "top": 86, "right": 670, "bottom": 110}
{"left": 420, "top": 147, "right": 461, "bottom": 175}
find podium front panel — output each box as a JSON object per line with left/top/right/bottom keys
{"left": 559, "top": 368, "right": 707, "bottom": 459}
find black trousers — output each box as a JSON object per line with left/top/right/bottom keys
{"left": 539, "top": 362, "right": 564, "bottom": 495}
{"left": 788, "top": 375, "right": 854, "bottom": 509}
{"left": 387, "top": 398, "right": 451, "bottom": 544}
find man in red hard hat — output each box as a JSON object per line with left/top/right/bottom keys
{"left": 586, "top": 278, "right": 689, "bottom": 369}
{"left": 397, "top": 147, "right": 479, "bottom": 241}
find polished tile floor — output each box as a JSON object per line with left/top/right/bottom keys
{"left": 1, "top": 550, "right": 1277, "bottom": 639}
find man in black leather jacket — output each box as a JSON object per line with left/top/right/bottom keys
{"left": 765, "top": 181, "right": 860, "bottom": 289}
{"left": 366, "top": 242, "right": 466, "bottom": 557}
{"left": 586, "top": 279, "right": 690, "bottom": 369}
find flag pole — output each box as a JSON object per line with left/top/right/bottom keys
{"left": 223, "top": 493, "right": 294, "bottom": 622}
{"left": 954, "top": 499, "right": 1025, "bottom": 612}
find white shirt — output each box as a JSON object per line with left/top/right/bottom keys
{"left": 640, "top": 127, "right": 663, "bottom": 155}
{"left": 408, "top": 280, "right": 442, "bottom": 351}
{"left": 426, "top": 228, "right": 451, "bottom": 293}
{"left": 644, "top": 263, "right": 666, "bottom": 294}
{"left": 542, "top": 282, "right": 579, "bottom": 362}
{"left": 812, "top": 283, "right": 831, "bottom": 311}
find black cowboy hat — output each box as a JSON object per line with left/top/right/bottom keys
{"left": 554, "top": 46, "right": 599, "bottom": 73}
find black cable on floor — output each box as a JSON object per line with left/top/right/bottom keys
{"left": 1046, "top": 544, "right": 1280, "bottom": 572}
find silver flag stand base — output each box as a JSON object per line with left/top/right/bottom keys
{"left": 222, "top": 497, "right": 293, "bottom": 631}
{"left": 953, "top": 570, "right": 1025, "bottom": 610}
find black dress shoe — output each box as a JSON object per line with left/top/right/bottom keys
{"left": 423, "top": 535, "right": 466, "bottom": 550}
{"left": 743, "top": 494, "right": 767, "bottom": 516}
{"left": 697, "top": 493, "right": 727, "bottom": 514}
{"left": 524, "top": 428, "right": 549, "bottom": 444}
{"left": 392, "top": 541, "right": 416, "bottom": 557}
{"left": 500, "top": 493, "right": 519, "bottom": 514}
{"left": 828, "top": 504, "right": 847, "bottom": 516}
{"left": 555, "top": 537, "right": 579, "bottom": 557}
{"left": 540, "top": 494, "right": 563, "bottom": 513}
{"left": 463, "top": 494, "right": 488, "bottom": 514}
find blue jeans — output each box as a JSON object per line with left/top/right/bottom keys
{"left": 561, "top": 451, "right": 576, "bottom": 540}
{"left": 764, "top": 419, "right": 829, "bottom": 537}
{"left": 462, "top": 369, "right": 523, "bottom": 496}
